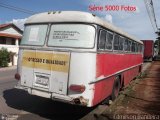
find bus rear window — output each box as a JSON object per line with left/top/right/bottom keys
{"left": 21, "top": 25, "right": 48, "bottom": 45}
{"left": 48, "top": 24, "right": 95, "bottom": 48}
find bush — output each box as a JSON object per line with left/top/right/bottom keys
{"left": 0, "top": 48, "right": 10, "bottom": 67}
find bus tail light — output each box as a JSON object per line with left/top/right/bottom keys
{"left": 15, "top": 73, "right": 20, "bottom": 80}
{"left": 69, "top": 84, "right": 86, "bottom": 93}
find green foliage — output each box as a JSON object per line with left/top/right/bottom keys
{"left": 0, "top": 48, "right": 10, "bottom": 67}
{"left": 154, "top": 40, "right": 160, "bottom": 55}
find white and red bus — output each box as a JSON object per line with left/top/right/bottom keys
{"left": 15, "top": 11, "right": 143, "bottom": 107}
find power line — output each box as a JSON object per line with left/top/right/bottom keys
{"left": 0, "top": 2, "right": 36, "bottom": 15}
{"left": 149, "top": 0, "right": 158, "bottom": 29}
{"left": 144, "top": 0, "right": 158, "bottom": 31}
{"left": 144, "top": 0, "right": 158, "bottom": 32}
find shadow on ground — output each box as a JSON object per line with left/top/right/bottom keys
{"left": 3, "top": 88, "right": 94, "bottom": 120}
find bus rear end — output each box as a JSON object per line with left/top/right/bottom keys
{"left": 15, "top": 11, "right": 143, "bottom": 107}
{"left": 141, "top": 40, "right": 154, "bottom": 61}
{"left": 15, "top": 22, "right": 97, "bottom": 107}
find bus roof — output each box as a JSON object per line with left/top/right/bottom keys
{"left": 25, "top": 11, "right": 143, "bottom": 44}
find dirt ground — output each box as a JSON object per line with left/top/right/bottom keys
{"left": 98, "top": 61, "right": 160, "bottom": 120}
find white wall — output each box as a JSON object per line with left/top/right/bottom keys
{"left": 0, "top": 25, "right": 22, "bottom": 66}
{"left": 0, "top": 27, "right": 21, "bottom": 36}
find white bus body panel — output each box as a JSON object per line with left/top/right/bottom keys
{"left": 21, "top": 50, "right": 70, "bottom": 95}
{"left": 68, "top": 52, "right": 96, "bottom": 106}
{"left": 19, "top": 49, "right": 96, "bottom": 106}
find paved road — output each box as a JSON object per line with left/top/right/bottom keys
{"left": 0, "top": 67, "right": 19, "bottom": 117}
{"left": 0, "top": 68, "right": 17, "bottom": 95}
{"left": 0, "top": 63, "right": 152, "bottom": 120}
{"left": 0, "top": 67, "right": 94, "bottom": 120}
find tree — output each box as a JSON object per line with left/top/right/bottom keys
{"left": 155, "top": 31, "right": 160, "bottom": 55}
{"left": 0, "top": 47, "right": 10, "bottom": 67}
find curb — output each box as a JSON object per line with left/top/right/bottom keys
{"left": 0, "top": 65, "right": 17, "bottom": 71}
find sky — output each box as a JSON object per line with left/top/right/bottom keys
{"left": 0, "top": 0, "right": 159, "bottom": 40}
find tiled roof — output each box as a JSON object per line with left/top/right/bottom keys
{"left": 0, "top": 23, "right": 12, "bottom": 29}
{"left": 0, "top": 33, "right": 21, "bottom": 39}
{"left": 0, "top": 23, "right": 23, "bottom": 34}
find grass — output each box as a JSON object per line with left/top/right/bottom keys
{"left": 136, "top": 71, "right": 147, "bottom": 79}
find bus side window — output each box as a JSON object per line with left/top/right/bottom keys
{"left": 98, "top": 30, "right": 106, "bottom": 50}
{"left": 137, "top": 44, "right": 140, "bottom": 53}
{"left": 140, "top": 45, "right": 143, "bottom": 53}
{"left": 128, "top": 40, "right": 132, "bottom": 52}
{"left": 124, "top": 38, "right": 128, "bottom": 52}
{"left": 113, "top": 34, "right": 119, "bottom": 50}
{"left": 131, "top": 41, "right": 136, "bottom": 52}
{"left": 119, "top": 36, "right": 124, "bottom": 51}
{"left": 135, "top": 42, "right": 137, "bottom": 53}
{"left": 140, "top": 44, "right": 142, "bottom": 53}
{"left": 135, "top": 43, "right": 138, "bottom": 53}
{"left": 105, "top": 32, "right": 113, "bottom": 50}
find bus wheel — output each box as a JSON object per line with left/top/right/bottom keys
{"left": 111, "top": 76, "right": 120, "bottom": 100}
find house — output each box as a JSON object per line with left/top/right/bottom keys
{"left": 0, "top": 23, "right": 23, "bottom": 66}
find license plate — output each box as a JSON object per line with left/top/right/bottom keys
{"left": 36, "top": 75, "right": 49, "bottom": 86}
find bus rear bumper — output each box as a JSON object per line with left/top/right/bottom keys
{"left": 14, "top": 85, "right": 89, "bottom": 106}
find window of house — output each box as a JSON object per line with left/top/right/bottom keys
{"left": 0, "top": 37, "right": 6, "bottom": 44}
{"left": 11, "top": 38, "right": 15, "bottom": 45}
{"left": 19, "top": 39, "right": 21, "bottom": 45}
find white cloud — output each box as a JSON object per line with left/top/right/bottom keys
{"left": 104, "top": 14, "right": 113, "bottom": 23}
{"left": 135, "top": 6, "right": 140, "bottom": 13}
{"left": 6, "top": 18, "right": 27, "bottom": 30}
{"left": 85, "top": 0, "right": 159, "bottom": 40}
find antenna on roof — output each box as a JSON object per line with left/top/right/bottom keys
{"left": 48, "top": 11, "right": 51, "bottom": 14}
{"left": 92, "top": 14, "right": 96, "bottom": 17}
{"left": 52, "top": 11, "right": 56, "bottom": 14}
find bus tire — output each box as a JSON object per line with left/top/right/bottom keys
{"left": 111, "top": 76, "right": 120, "bottom": 100}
